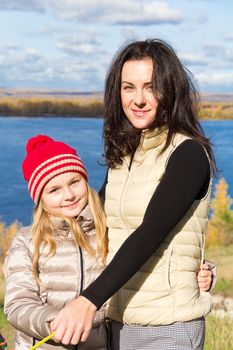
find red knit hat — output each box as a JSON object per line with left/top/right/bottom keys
{"left": 22, "top": 135, "right": 88, "bottom": 204}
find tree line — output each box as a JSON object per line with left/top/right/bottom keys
{"left": 0, "top": 97, "right": 233, "bottom": 119}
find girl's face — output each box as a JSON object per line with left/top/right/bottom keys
{"left": 41, "top": 172, "right": 88, "bottom": 218}
{"left": 121, "top": 58, "right": 158, "bottom": 130}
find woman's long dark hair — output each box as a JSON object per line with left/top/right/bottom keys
{"left": 104, "top": 39, "right": 217, "bottom": 174}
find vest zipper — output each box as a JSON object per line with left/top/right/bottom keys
{"left": 119, "top": 156, "right": 133, "bottom": 234}
{"left": 74, "top": 246, "right": 84, "bottom": 350}
{"left": 117, "top": 158, "right": 133, "bottom": 317}
{"left": 79, "top": 246, "right": 84, "bottom": 292}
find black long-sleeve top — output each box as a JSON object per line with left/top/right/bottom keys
{"left": 81, "top": 139, "right": 210, "bottom": 309}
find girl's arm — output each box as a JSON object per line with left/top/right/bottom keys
{"left": 4, "top": 229, "right": 58, "bottom": 340}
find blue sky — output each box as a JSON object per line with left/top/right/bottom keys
{"left": 0, "top": 0, "right": 232, "bottom": 93}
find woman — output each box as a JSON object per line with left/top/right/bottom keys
{"left": 51, "top": 39, "right": 216, "bottom": 349}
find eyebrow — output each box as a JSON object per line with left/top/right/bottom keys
{"left": 44, "top": 184, "right": 60, "bottom": 192}
{"left": 121, "top": 81, "right": 152, "bottom": 85}
{"left": 45, "top": 174, "right": 81, "bottom": 191}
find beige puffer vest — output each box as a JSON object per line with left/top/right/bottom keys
{"left": 105, "top": 128, "right": 212, "bottom": 326}
{"left": 4, "top": 205, "right": 107, "bottom": 350}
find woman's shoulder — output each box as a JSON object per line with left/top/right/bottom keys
{"left": 168, "top": 138, "right": 210, "bottom": 174}
{"left": 174, "top": 138, "right": 208, "bottom": 157}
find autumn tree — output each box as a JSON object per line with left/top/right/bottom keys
{"left": 206, "top": 178, "right": 233, "bottom": 246}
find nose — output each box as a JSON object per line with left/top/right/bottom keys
{"left": 134, "top": 89, "right": 146, "bottom": 108}
{"left": 63, "top": 186, "right": 75, "bottom": 201}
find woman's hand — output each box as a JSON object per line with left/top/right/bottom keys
{"left": 197, "top": 263, "right": 212, "bottom": 291}
{"left": 50, "top": 296, "right": 97, "bottom": 345}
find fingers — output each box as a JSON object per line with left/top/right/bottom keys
{"left": 50, "top": 297, "right": 96, "bottom": 345}
{"left": 80, "top": 327, "right": 92, "bottom": 342}
{"left": 50, "top": 317, "right": 66, "bottom": 343}
{"left": 52, "top": 320, "right": 87, "bottom": 345}
{"left": 50, "top": 318, "right": 58, "bottom": 333}
{"left": 199, "top": 270, "right": 211, "bottom": 278}
{"left": 71, "top": 330, "right": 83, "bottom": 345}
{"left": 197, "top": 274, "right": 212, "bottom": 292}
{"left": 60, "top": 326, "right": 77, "bottom": 345}
{"left": 197, "top": 264, "right": 212, "bottom": 291}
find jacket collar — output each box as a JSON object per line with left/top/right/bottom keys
{"left": 139, "top": 126, "right": 168, "bottom": 151}
{"left": 50, "top": 204, "right": 94, "bottom": 237}
{"left": 122, "top": 127, "right": 168, "bottom": 168}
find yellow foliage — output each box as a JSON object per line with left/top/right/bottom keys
{"left": 0, "top": 96, "right": 233, "bottom": 119}
{"left": 199, "top": 101, "right": 233, "bottom": 120}
{"left": 0, "top": 222, "right": 19, "bottom": 262}
{"left": 0, "top": 97, "right": 104, "bottom": 117}
{"left": 206, "top": 178, "right": 233, "bottom": 247}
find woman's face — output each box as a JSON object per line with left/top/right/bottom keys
{"left": 121, "top": 58, "right": 158, "bottom": 130}
{"left": 41, "top": 172, "right": 88, "bottom": 218}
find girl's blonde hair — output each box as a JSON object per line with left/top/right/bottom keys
{"left": 31, "top": 183, "right": 107, "bottom": 283}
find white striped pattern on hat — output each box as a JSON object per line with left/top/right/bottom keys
{"left": 28, "top": 154, "right": 87, "bottom": 204}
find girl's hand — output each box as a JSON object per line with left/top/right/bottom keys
{"left": 197, "top": 263, "right": 212, "bottom": 291}
{"left": 50, "top": 296, "right": 97, "bottom": 345}
{"left": 2, "top": 251, "right": 9, "bottom": 278}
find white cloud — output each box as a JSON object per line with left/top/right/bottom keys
{"left": 0, "top": 0, "right": 231, "bottom": 92}
{"left": 224, "top": 35, "right": 233, "bottom": 41}
{"left": 179, "top": 53, "right": 208, "bottom": 67}
{"left": 0, "top": 43, "right": 105, "bottom": 90}
{"left": 197, "top": 72, "right": 233, "bottom": 87}
{"left": 56, "top": 34, "right": 105, "bottom": 56}
{"left": 0, "top": 0, "right": 45, "bottom": 12}
{"left": 202, "top": 44, "right": 225, "bottom": 57}
{"left": 0, "top": 0, "right": 184, "bottom": 25}
{"left": 105, "top": 1, "right": 183, "bottom": 25}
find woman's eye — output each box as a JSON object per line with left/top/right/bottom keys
{"left": 123, "top": 85, "right": 133, "bottom": 91}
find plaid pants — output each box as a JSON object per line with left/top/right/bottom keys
{"left": 110, "top": 318, "right": 205, "bottom": 350}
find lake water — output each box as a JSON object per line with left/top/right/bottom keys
{"left": 0, "top": 117, "right": 232, "bottom": 226}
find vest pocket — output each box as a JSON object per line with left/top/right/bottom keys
{"left": 164, "top": 247, "right": 174, "bottom": 291}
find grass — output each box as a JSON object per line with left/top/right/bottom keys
{"left": 205, "top": 315, "right": 233, "bottom": 350}
{"left": 0, "top": 274, "right": 14, "bottom": 349}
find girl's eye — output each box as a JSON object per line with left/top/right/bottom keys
{"left": 49, "top": 188, "right": 58, "bottom": 194}
{"left": 71, "top": 180, "right": 79, "bottom": 185}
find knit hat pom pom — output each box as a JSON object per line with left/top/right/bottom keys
{"left": 26, "top": 135, "right": 53, "bottom": 153}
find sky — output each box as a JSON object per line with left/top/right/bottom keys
{"left": 0, "top": 0, "right": 232, "bottom": 93}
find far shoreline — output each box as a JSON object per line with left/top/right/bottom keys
{"left": 0, "top": 89, "right": 233, "bottom": 119}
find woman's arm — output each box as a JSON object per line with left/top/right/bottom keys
{"left": 51, "top": 139, "right": 212, "bottom": 343}
{"left": 4, "top": 229, "right": 58, "bottom": 339}
{"left": 82, "top": 139, "right": 211, "bottom": 307}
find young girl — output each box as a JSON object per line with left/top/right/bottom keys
{"left": 4, "top": 134, "right": 108, "bottom": 350}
